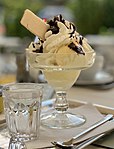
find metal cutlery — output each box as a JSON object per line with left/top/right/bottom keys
{"left": 52, "top": 114, "right": 113, "bottom": 148}
{"left": 75, "top": 133, "right": 105, "bottom": 149}
{"left": 33, "top": 133, "right": 105, "bottom": 149}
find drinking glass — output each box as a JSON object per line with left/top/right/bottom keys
{"left": 2, "top": 83, "right": 42, "bottom": 149}
{"left": 27, "top": 51, "right": 95, "bottom": 129}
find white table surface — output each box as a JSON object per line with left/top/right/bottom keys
{"left": 0, "top": 86, "right": 114, "bottom": 149}
{"left": 68, "top": 86, "right": 114, "bottom": 108}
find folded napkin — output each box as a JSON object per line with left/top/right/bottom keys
{"left": 0, "top": 134, "right": 9, "bottom": 149}
{"left": 26, "top": 104, "right": 114, "bottom": 149}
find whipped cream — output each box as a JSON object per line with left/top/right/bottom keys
{"left": 28, "top": 14, "right": 93, "bottom": 55}
{"left": 27, "top": 14, "right": 94, "bottom": 66}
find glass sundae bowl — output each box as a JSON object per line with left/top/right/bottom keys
{"left": 27, "top": 51, "right": 95, "bottom": 129}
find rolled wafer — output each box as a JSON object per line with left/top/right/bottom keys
{"left": 20, "top": 9, "right": 49, "bottom": 40}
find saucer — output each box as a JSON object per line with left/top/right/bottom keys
{"left": 77, "top": 71, "right": 114, "bottom": 85}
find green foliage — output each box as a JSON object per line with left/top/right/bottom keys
{"left": 103, "top": 0, "right": 114, "bottom": 28}
{"left": 67, "top": 0, "right": 114, "bottom": 35}
{"left": 67, "top": 0, "right": 105, "bottom": 35}
{"left": 1, "top": 0, "right": 43, "bottom": 38}
{"left": 1, "top": 0, "right": 114, "bottom": 36}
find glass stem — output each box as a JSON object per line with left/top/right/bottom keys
{"left": 54, "top": 91, "right": 69, "bottom": 113}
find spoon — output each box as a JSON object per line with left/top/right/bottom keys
{"left": 52, "top": 114, "right": 113, "bottom": 148}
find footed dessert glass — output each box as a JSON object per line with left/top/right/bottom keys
{"left": 27, "top": 51, "right": 95, "bottom": 129}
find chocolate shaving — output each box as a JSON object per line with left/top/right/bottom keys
{"left": 68, "top": 42, "right": 85, "bottom": 55}
{"left": 79, "top": 36, "right": 84, "bottom": 45}
{"left": 47, "top": 20, "right": 59, "bottom": 34}
{"left": 33, "top": 46, "right": 43, "bottom": 53}
{"left": 47, "top": 14, "right": 67, "bottom": 34}
{"left": 32, "top": 43, "right": 35, "bottom": 48}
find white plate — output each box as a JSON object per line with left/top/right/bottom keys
{"left": 77, "top": 71, "right": 114, "bottom": 85}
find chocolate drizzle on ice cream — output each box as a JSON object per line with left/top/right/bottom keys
{"left": 28, "top": 14, "right": 93, "bottom": 56}
{"left": 29, "top": 41, "right": 43, "bottom": 53}
{"left": 68, "top": 42, "right": 85, "bottom": 55}
{"left": 45, "top": 14, "right": 85, "bottom": 55}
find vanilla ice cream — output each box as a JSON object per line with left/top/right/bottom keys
{"left": 27, "top": 14, "right": 94, "bottom": 67}
{"left": 20, "top": 10, "right": 96, "bottom": 91}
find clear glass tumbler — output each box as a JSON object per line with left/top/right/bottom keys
{"left": 2, "top": 83, "right": 43, "bottom": 149}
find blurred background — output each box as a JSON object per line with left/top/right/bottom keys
{"left": 0, "top": 0, "right": 114, "bottom": 88}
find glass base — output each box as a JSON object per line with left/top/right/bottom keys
{"left": 8, "top": 137, "right": 27, "bottom": 149}
{"left": 41, "top": 111, "right": 86, "bottom": 129}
